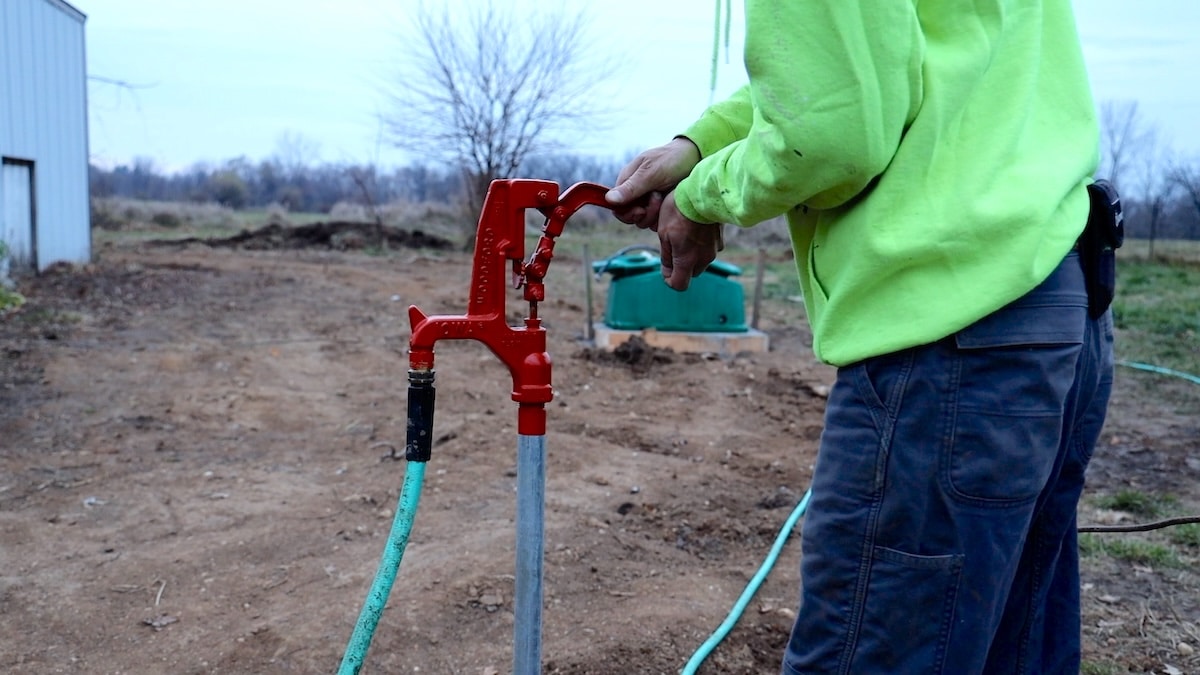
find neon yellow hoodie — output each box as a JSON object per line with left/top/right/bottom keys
{"left": 674, "top": 0, "right": 1100, "bottom": 366}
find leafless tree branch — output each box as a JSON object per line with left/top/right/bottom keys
{"left": 1099, "top": 100, "right": 1152, "bottom": 195}
{"left": 87, "top": 74, "right": 156, "bottom": 90}
{"left": 1079, "top": 515, "right": 1200, "bottom": 534}
{"left": 348, "top": 166, "right": 383, "bottom": 228}
{"left": 1130, "top": 127, "right": 1176, "bottom": 257}
{"left": 382, "top": 0, "right": 614, "bottom": 236}
{"left": 1167, "top": 161, "right": 1200, "bottom": 242}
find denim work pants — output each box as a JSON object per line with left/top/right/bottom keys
{"left": 782, "top": 252, "right": 1114, "bottom": 674}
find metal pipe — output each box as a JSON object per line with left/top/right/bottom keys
{"left": 752, "top": 247, "right": 766, "bottom": 330}
{"left": 583, "top": 243, "right": 594, "bottom": 343}
{"left": 513, "top": 432, "right": 547, "bottom": 675}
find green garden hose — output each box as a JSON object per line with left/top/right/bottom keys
{"left": 338, "top": 461, "right": 427, "bottom": 675}
{"left": 1118, "top": 360, "right": 1200, "bottom": 386}
{"left": 682, "top": 488, "right": 812, "bottom": 675}
{"left": 339, "top": 370, "right": 435, "bottom": 674}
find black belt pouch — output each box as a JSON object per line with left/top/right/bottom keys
{"left": 1080, "top": 179, "right": 1124, "bottom": 318}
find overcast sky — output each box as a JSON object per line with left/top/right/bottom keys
{"left": 74, "top": 0, "right": 1200, "bottom": 175}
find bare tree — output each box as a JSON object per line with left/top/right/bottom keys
{"left": 1130, "top": 127, "right": 1175, "bottom": 258}
{"left": 87, "top": 75, "right": 155, "bottom": 166}
{"left": 348, "top": 165, "right": 384, "bottom": 227}
{"left": 1168, "top": 160, "right": 1200, "bottom": 239}
{"left": 1099, "top": 100, "right": 1153, "bottom": 194}
{"left": 382, "top": 1, "right": 612, "bottom": 240}
{"left": 273, "top": 131, "right": 322, "bottom": 180}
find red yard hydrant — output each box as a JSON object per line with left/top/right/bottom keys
{"left": 398, "top": 179, "right": 614, "bottom": 675}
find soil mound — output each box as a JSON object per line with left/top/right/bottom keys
{"left": 149, "top": 221, "right": 455, "bottom": 251}
{"left": 576, "top": 335, "right": 685, "bottom": 376}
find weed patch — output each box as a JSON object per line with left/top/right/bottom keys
{"left": 1080, "top": 533, "right": 1186, "bottom": 569}
{"left": 1168, "top": 523, "right": 1200, "bottom": 548}
{"left": 1095, "top": 490, "right": 1179, "bottom": 518}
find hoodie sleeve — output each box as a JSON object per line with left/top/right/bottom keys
{"left": 675, "top": 0, "right": 924, "bottom": 226}
{"left": 680, "top": 85, "right": 754, "bottom": 158}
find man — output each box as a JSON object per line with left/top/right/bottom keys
{"left": 607, "top": 1, "right": 1113, "bottom": 673}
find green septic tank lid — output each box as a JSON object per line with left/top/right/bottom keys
{"left": 592, "top": 248, "right": 742, "bottom": 279}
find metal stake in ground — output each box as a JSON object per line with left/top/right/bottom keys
{"left": 514, "top": 432, "right": 547, "bottom": 673}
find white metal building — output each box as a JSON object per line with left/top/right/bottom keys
{"left": 0, "top": 0, "right": 89, "bottom": 273}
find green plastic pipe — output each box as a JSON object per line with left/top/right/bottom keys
{"left": 338, "top": 459, "right": 427, "bottom": 675}
{"left": 1118, "top": 360, "right": 1200, "bottom": 386}
{"left": 682, "top": 488, "right": 811, "bottom": 675}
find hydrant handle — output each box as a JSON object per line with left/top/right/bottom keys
{"left": 538, "top": 181, "right": 612, "bottom": 238}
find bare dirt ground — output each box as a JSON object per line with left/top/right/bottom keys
{"left": 1, "top": 230, "right": 1197, "bottom": 674}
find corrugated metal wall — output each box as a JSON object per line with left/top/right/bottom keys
{"left": 0, "top": 0, "right": 89, "bottom": 271}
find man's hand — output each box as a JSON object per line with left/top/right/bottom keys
{"left": 657, "top": 192, "right": 722, "bottom": 291}
{"left": 606, "top": 138, "right": 701, "bottom": 230}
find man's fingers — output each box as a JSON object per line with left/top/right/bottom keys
{"left": 611, "top": 205, "right": 645, "bottom": 225}
{"left": 609, "top": 138, "right": 700, "bottom": 213}
{"left": 667, "top": 266, "right": 692, "bottom": 291}
{"left": 641, "top": 192, "right": 664, "bottom": 231}
{"left": 606, "top": 165, "right": 651, "bottom": 206}
{"left": 659, "top": 230, "right": 674, "bottom": 282}
{"left": 660, "top": 233, "right": 697, "bottom": 291}
{"left": 654, "top": 192, "right": 712, "bottom": 291}
{"left": 665, "top": 257, "right": 693, "bottom": 291}
{"left": 612, "top": 157, "right": 645, "bottom": 193}
{"left": 613, "top": 192, "right": 664, "bottom": 229}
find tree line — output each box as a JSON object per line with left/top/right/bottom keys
{"left": 88, "top": 145, "right": 1200, "bottom": 244}
{"left": 88, "top": 153, "right": 627, "bottom": 216}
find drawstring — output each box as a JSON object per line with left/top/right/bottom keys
{"left": 710, "top": 0, "right": 733, "bottom": 104}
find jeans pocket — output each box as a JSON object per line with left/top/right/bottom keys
{"left": 849, "top": 546, "right": 963, "bottom": 674}
{"left": 944, "top": 338, "right": 1083, "bottom": 504}
{"left": 942, "top": 358, "right": 1075, "bottom": 505}
{"left": 944, "top": 268, "right": 1087, "bottom": 505}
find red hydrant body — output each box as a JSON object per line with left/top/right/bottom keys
{"left": 407, "top": 179, "right": 613, "bottom": 435}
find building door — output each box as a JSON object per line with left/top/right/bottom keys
{"left": 1, "top": 158, "right": 37, "bottom": 272}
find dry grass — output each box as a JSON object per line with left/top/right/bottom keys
{"left": 91, "top": 197, "right": 238, "bottom": 231}
{"left": 1120, "top": 238, "right": 1200, "bottom": 264}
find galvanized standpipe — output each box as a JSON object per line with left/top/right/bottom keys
{"left": 514, "top": 425, "right": 547, "bottom": 673}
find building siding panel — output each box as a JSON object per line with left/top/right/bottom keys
{"left": 0, "top": 0, "right": 89, "bottom": 271}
